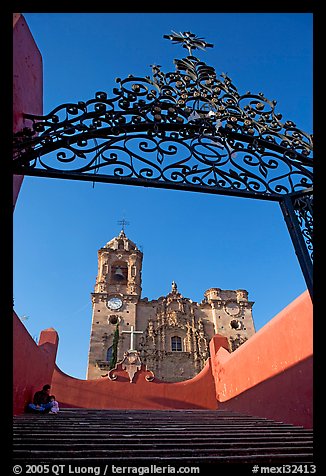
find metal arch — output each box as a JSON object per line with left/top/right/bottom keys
{"left": 13, "top": 31, "right": 313, "bottom": 297}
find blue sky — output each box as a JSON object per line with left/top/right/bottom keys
{"left": 13, "top": 13, "right": 313, "bottom": 379}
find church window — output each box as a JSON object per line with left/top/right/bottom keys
{"left": 106, "top": 346, "right": 113, "bottom": 362}
{"left": 171, "top": 336, "right": 182, "bottom": 352}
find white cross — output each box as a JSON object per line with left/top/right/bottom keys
{"left": 121, "top": 325, "right": 143, "bottom": 351}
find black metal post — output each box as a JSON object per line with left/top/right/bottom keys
{"left": 279, "top": 195, "right": 313, "bottom": 300}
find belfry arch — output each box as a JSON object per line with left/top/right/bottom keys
{"left": 13, "top": 30, "right": 313, "bottom": 298}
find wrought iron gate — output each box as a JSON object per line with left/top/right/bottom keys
{"left": 13, "top": 31, "right": 313, "bottom": 297}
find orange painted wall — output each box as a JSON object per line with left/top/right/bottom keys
{"left": 13, "top": 13, "right": 47, "bottom": 416}
{"left": 13, "top": 313, "right": 59, "bottom": 414}
{"left": 210, "top": 290, "right": 313, "bottom": 428}
{"left": 51, "top": 359, "right": 218, "bottom": 410}
{"left": 13, "top": 13, "right": 43, "bottom": 208}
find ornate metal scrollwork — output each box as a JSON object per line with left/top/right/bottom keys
{"left": 293, "top": 192, "right": 313, "bottom": 261}
{"left": 13, "top": 31, "right": 312, "bottom": 201}
{"left": 13, "top": 31, "right": 313, "bottom": 296}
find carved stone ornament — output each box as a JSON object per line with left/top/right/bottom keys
{"left": 121, "top": 351, "right": 141, "bottom": 382}
{"left": 108, "top": 350, "right": 149, "bottom": 383}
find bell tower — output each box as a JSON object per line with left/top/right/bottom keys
{"left": 86, "top": 230, "right": 143, "bottom": 379}
{"left": 94, "top": 229, "right": 142, "bottom": 298}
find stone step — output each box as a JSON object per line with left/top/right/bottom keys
{"left": 13, "top": 408, "right": 313, "bottom": 464}
{"left": 13, "top": 429, "right": 312, "bottom": 437}
{"left": 13, "top": 409, "right": 295, "bottom": 419}
{"left": 14, "top": 439, "right": 312, "bottom": 448}
{"left": 13, "top": 422, "right": 300, "bottom": 428}
{"left": 12, "top": 454, "right": 314, "bottom": 464}
{"left": 14, "top": 434, "right": 313, "bottom": 442}
{"left": 14, "top": 448, "right": 313, "bottom": 458}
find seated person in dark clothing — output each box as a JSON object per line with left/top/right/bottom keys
{"left": 27, "top": 384, "right": 54, "bottom": 413}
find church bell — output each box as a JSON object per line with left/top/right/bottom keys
{"left": 113, "top": 267, "right": 125, "bottom": 281}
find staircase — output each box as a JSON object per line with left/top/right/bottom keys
{"left": 13, "top": 409, "right": 313, "bottom": 464}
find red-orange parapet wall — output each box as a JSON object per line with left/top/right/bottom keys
{"left": 13, "top": 13, "right": 43, "bottom": 208}
{"left": 51, "top": 360, "right": 218, "bottom": 411}
{"left": 13, "top": 313, "right": 59, "bottom": 415}
{"left": 210, "top": 290, "right": 313, "bottom": 428}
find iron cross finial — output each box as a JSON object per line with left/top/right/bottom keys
{"left": 163, "top": 31, "right": 213, "bottom": 56}
{"left": 117, "top": 218, "right": 130, "bottom": 233}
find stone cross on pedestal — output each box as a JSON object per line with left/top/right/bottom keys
{"left": 121, "top": 325, "right": 143, "bottom": 351}
{"left": 109, "top": 324, "right": 155, "bottom": 383}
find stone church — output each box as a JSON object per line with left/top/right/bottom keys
{"left": 86, "top": 230, "right": 256, "bottom": 382}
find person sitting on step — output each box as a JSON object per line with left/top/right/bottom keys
{"left": 27, "top": 384, "right": 54, "bottom": 413}
{"left": 48, "top": 395, "right": 59, "bottom": 414}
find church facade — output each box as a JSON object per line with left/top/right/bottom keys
{"left": 86, "top": 230, "right": 256, "bottom": 382}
